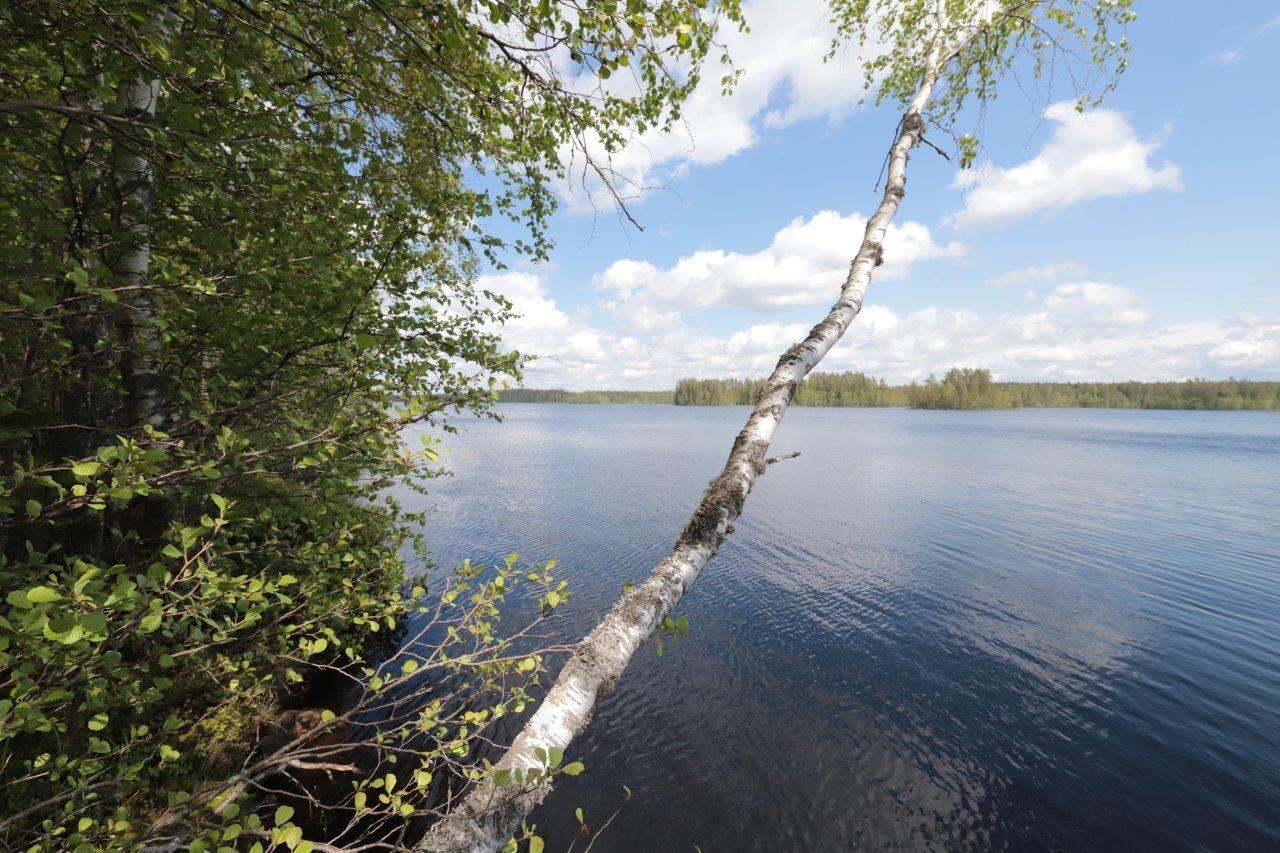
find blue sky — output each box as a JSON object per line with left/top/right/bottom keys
{"left": 484, "top": 1, "right": 1280, "bottom": 390}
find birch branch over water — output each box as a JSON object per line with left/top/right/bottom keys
{"left": 419, "top": 9, "right": 952, "bottom": 851}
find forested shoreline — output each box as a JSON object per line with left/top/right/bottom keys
{"left": 0, "top": 1, "right": 735, "bottom": 848}
{"left": 501, "top": 370, "right": 1280, "bottom": 410}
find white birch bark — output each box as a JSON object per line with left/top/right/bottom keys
{"left": 112, "top": 16, "right": 166, "bottom": 429}
{"left": 419, "top": 7, "right": 952, "bottom": 850}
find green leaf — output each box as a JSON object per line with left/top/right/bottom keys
{"left": 274, "top": 805, "right": 295, "bottom": 827}
{"left": 529, "top": 836, "right": 544, "bottom": 853}
{"left": 44, "top": 617, "right": 87, "bottom": 644}
{"left": 26, "top": 586, "right": 62, "bottom": 604}
{"left": 562, "top": 762, "right": 584, "bottom": 776}
{"left": 71, "top": 461, "right": 103, "bottom": 477}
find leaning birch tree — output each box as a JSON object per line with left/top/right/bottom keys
{"left": 420, "top": 0, "right": 1136, "bottom": 849}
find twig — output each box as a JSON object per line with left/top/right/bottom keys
{"left": 917, "top": 134, "right": 951, "bottom": 160}
{"left": 764, "top": 451, "right": 801, "bottom": 465}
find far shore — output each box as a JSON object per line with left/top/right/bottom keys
{"left": 499, "top": 371, "right": 1280, "bottom": 412}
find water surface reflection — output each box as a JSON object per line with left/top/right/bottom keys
{"left": 398, "top": 406, "right": 1280, "bottom": 851}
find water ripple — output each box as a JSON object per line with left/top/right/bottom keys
{"left": 393, "top": 406, "right": 1280, "bottom": 851}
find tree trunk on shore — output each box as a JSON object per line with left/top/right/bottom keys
{"left": 111, "top": 19, "right": 166, "bottom": 431}
{"left": 417, "top": 5, "right": 953, "bottom": 851}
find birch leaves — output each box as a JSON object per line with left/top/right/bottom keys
{"left": 828, "top": 0, "right": 1137, "bottom": 165}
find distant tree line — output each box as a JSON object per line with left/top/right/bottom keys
{"left": 907, "top": 369, "right": 1280, "bottom": 410}
{"left": 993, "top": 377, "right": 1280, "bottom": 410}
{"left": 500, "top": 387, "right": 674, "bottom": 404}
{"left": 673, "top": 372, "right": 908, "bottom": 406}
{"left": 505, "top": 370, "right": 1280, "bottom": 410}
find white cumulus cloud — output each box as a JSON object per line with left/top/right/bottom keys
{"left": 596, "top": 209, "right": 963, "bottom": 316}
{"left": 951, "top": 101, "right": 1182, "bottom": 228}
{"left": 491, "top": 272, "right": 1280, "bottom": 389}
{"left": 1043, "top": 281, "right": 1150, "bottom": 327}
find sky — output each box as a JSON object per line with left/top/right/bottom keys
{"left": 481, "top": 1, "right": 1280, "bottom": 391}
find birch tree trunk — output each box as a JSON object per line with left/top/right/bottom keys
{"left": 420, "top": 7, "right": 951, "bottom": 850}
{"left": 111, "top": 24, "right": 166, "bottom": 430}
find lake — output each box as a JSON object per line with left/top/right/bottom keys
{"left": 399, "top": 405, "right": 1280, "bottom": 851}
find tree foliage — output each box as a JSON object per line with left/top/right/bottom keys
{"left": 0, "top": 0, "right": 739, "bottom": 847}
{"left": 904, "top": 367, "right": 1017, "bottom": 408}
{"left": 673, "top": 372, "right": 907, "bottom": 406}
{"left": 828, "top": 0, "right": 1136, "bottom": 165}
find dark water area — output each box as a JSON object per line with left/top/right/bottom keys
{"left": 396, "top": 405, "right": 1280, "bottom": 851}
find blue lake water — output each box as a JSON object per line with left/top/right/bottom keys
{"left": 400, "top": 405, "right": 1280, "bottom": 851}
